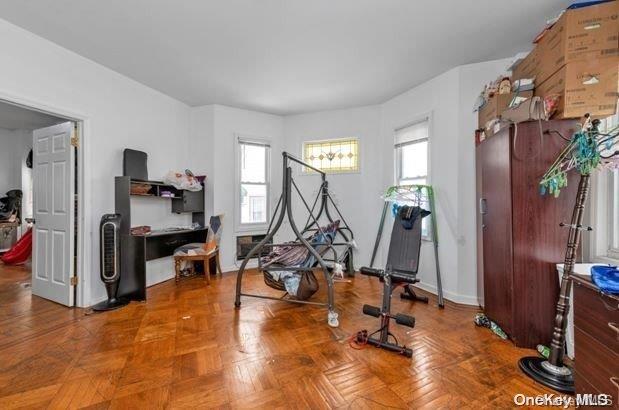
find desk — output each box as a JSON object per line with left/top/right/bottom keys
{"left": 118, "top": 228, "right": 208, "bottom": 301}
{"left": 115, "top": 175, "right": 206, "bottom": 302}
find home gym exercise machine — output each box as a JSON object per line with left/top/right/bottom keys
{"left": 356, "top": 267, "right": 417, "bottom": 357}
{"left": 369, "top": 184, "right": 444, "bottom": 308}
{"left": 234, "top": 152, "right": 355, "bottom": 328}
{"left": 355, "top": 205, "right": 431, "bottom": 357}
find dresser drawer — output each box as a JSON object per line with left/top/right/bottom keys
{"left": 574, "top": 326, "right": 619, "bottom": 400}
{"left": 573, "top": 281, "right": 619, "bottom": 353}
{"left": 575, "top": 369, "right": 601, "bottom": 395}
{"left": 574, "top": 370, "right": 617, "bottom": 410}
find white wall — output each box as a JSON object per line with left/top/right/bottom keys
{"left": 189, "top": 104, "right": 285, "bottom": 270}
{"left": 283, "top": 105, "right": 383, "bottom": 269}
{"left": 456, "top": 59, "right": 513, "bottom": 301}
{"left": 189, "top": 105, "right": 215, "bottom": 219}
{"left": 378, "top": 58, "right": 512, "bottom": 305}
{"left": 0, "top": 19, "right": 192, "bottom": 305}
{"left": 0, "top": 127, "right": 30, "bottom": 195}
{"left": 18, "top": 130, "right": 34, "bottom": 223}
{"left": 0, "top": 127, "right": 19, "bottom": 194}
{"left": 0, "top": 127, "right": 32, "bottom": 237}
{"left": 379, "top": 68, "right": 463, "bottom": 301}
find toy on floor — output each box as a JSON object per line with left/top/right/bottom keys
{"left": 537, "top": 344, "right": 550, "bottom": 359}
{"left": 1, "top": 228, "right": 32, "bottom": 265}
{"left": 474, "top": 313, "right": 508, "bottom": 340}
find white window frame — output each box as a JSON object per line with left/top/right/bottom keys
{"left": 588, "top": 113, "right": 619, "bottom": 264}
{"left": 394, "top": 116, "right": 431, "bottom": 187}
{"left": 393, "top": 114, "right": 432, "bottom": 240}
{"left": 609, "top": 169, "right": 619, "bottom": 260}
{"left": 395, "top": 139, "right": 429, "bottom": 184}
{"left": 235, "top": 135, "right": 271, "bottom": 233}
{"left": 301, "top": 137, "right": 360, "bottom": 174}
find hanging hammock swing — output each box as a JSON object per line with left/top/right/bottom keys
{"left": 234, "top": 152, "right": 356, "bottom": 328}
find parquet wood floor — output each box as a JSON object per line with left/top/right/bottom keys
{"left": 0, "top": 263, "right": 557, "bottom": 409}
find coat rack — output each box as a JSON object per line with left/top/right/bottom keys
{"left": 519, "top": 116, "right": 619, "bottom": 393}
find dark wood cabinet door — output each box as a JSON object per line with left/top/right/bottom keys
{"left": 509, "top": 120, "right": 578, "bottom": 347}
{"left": 172, "top": 190, "right": 205, "bottom": 213}
{"left": 476, "top": 146, "right": 484, "bottom": 308}
{"left": 480, "top": 130, "right": 513, "bottom": 335}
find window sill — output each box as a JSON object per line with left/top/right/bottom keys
{"left": 235, "top": 224, "right": 269, "bottom": 234}
{"left": 591, "top": 255, "right": 619, "bottom": 266}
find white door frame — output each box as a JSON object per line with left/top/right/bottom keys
{"left": 0, "top": 89, "right": 91, "bottom": 307}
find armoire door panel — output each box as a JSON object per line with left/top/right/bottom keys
{"left": 480, "top": 128, "right": 513, "bottom": 336}
{"left": 509, "top": 120, "right": 578, "bottom": 347}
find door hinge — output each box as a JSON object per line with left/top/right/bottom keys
{"left": 71, "top": 276, "right": 78, "bottom": 286}
{"left": 70, "top": 136, "right": 79, "bottom": 148}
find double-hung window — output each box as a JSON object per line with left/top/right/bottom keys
{"left": 609, "top": 168, "right": 619, "bottom": 259}
{"left": 394, "top": 118, "right": 430, "bottom": 238}
{"left": 237, "top": 137, "right": 270, "bottom": 230}
{"left": 395, "top": 119, "right": 429, "bottom": 186}
{"left": 601, "top": 114, "right": 619, "bottom": 260}
{"left": 590, "top": 112, "right": 619, "bottom": 262}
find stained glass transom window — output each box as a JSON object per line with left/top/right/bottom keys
{"left": 302, "top": 138, "right": 359, "bottom": 173}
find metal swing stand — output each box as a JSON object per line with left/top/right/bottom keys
{"left": 234, "top": 152, "right": 355, "bottom": 328}
{"left": 519, "top": 172, "right": 590, "bottom": 394}
{"left": 369, "top": 184, "right": 444, "bottom": 308}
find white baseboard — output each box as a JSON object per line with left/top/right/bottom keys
{"left": 414, "top": 281, "right": 479, "bottom": 306}
{"left": 222, "top": 259, "right": 257, "bottom": 273}
{"left": 88, "top": 294, "right": 108, "bottom": 307}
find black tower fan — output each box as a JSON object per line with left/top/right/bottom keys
{"left": 92, "top": 214, "right": 129, "bottom": 311}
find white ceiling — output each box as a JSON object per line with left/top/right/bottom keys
{"left": 0, "top": 0, "right": 572, "bottom": 115}
{"left": 0, "top": 100, "right": 66, "bottom": 130}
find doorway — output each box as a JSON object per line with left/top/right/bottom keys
{"left": 0, "top": 100, "right": 81, "bottom": 307}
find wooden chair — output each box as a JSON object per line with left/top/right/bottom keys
{"left": 173, "top": 215, "right": 223, "bottom": 285}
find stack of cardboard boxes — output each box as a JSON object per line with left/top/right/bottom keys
{"left": 513, "top": 1, "right": 619, "bottom": 119}
{"left": 478, "top": 91, "right": 533, "bottom": 130}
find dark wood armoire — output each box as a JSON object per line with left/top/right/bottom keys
{"left": 476, "top": 120, "right": 579, "bottom": 349}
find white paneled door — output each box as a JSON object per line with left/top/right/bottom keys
{"left": 32, "top": 122, "right": 75, "bottom": 306}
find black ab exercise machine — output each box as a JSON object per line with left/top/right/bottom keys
{"left": 355, "top": 201, "right": 436, "bottom": 357}
{"left": 356, "top": 266, "right": 417, "bottom": 357}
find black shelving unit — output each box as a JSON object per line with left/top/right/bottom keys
{"left": 114, "top": 176, "right": 208, "bottom": 301}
